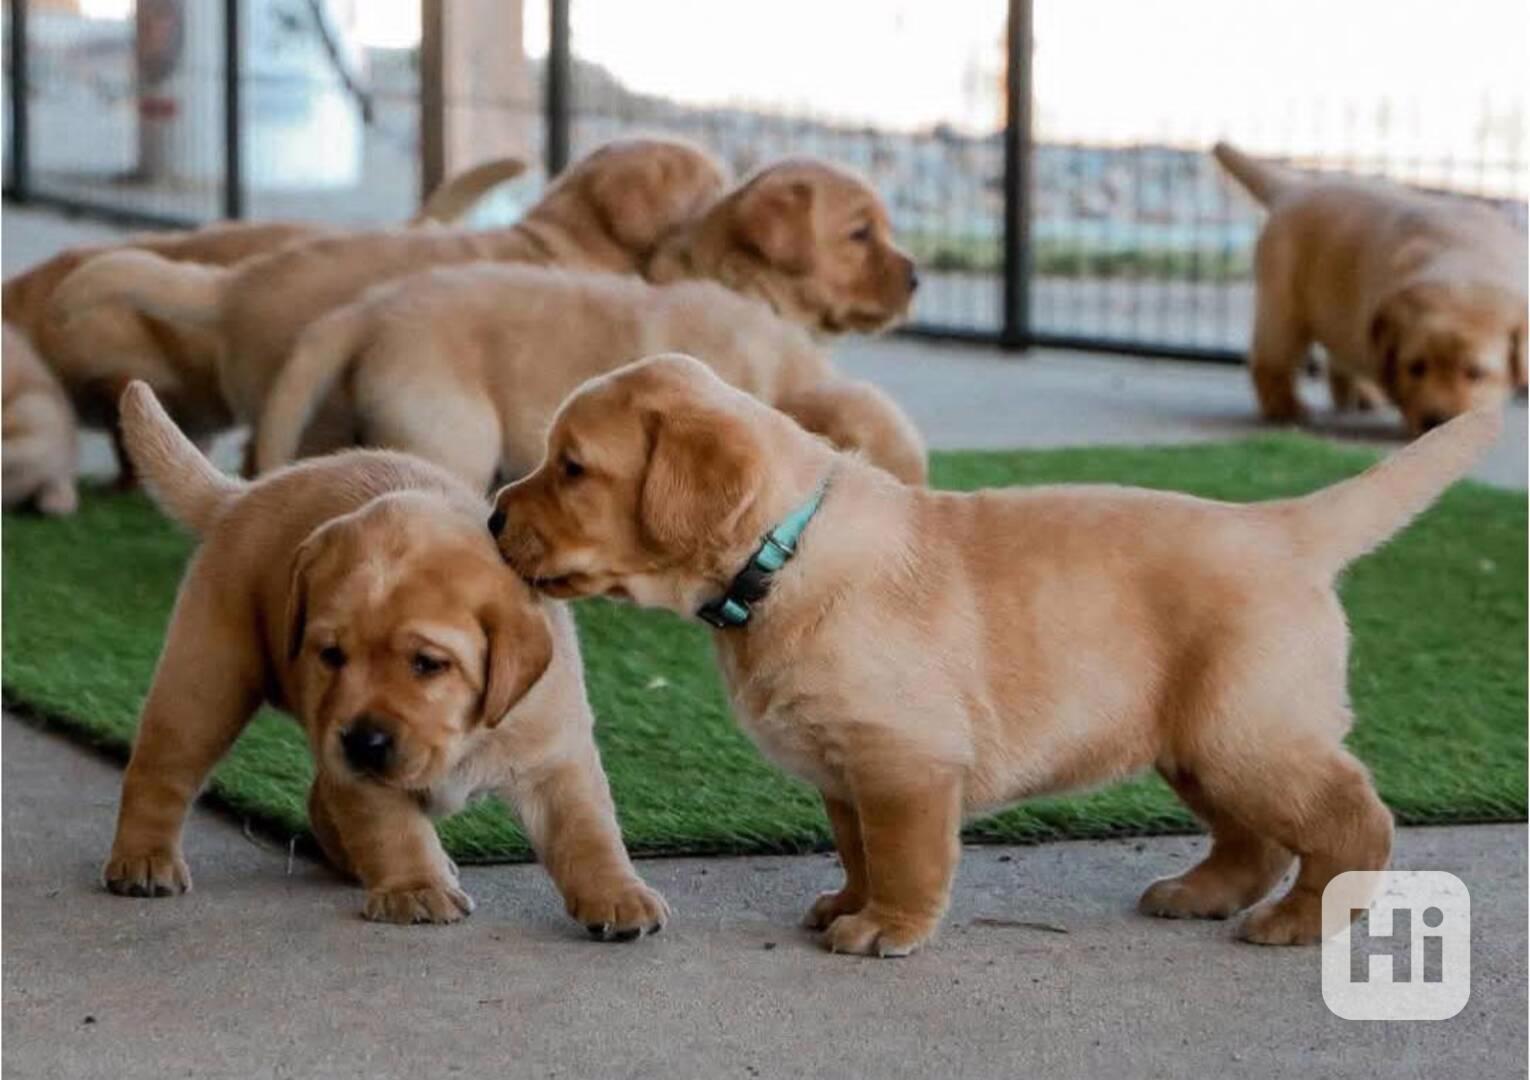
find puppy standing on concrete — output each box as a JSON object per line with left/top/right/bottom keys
{"left": 4, "top": 158, "right": 523, "bottom": 485}
{"left": 646, "top": 157, "right": 920, "bottom": 336}
{"left": 251, "top": 266, "right": 927, "bottom": 488}
{"left": 48, "top": 139, "right": 727, "bottom": 462}
{"left": 1214, "top": 141, "right": 1527, "bottom": 435}
{"left": 490, "top": 354, "right": 1498, "bottom": 956}
{"left": 105, "top": 383, "right": 666, "bottom": 937}
{"left": 2, "top": 323, "right": 78, "bottom": 515}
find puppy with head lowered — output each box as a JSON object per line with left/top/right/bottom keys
{"left": 1215, "top": 142, "right": 1527, "bottom": 435}
{"left": 105, "top": 383, "right": 666, "bottom": 937}
{"left": 492, "top": 354, "right": 1498, "bottom": 956}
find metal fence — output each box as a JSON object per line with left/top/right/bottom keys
{"left": 5, "top": 0, "right": 1526, "bottom": 361}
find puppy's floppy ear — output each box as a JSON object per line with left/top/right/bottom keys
{"left": 284, "top": 537, "right": 321, "bottom": 662}
{"left": 732, "top": 175, "right": 817, "bottom": 274}
{"left": 1369, "top": 294, "right": 1408, "bottom": 395}
{"left": 477, "top": 594, "right": 554, "bottom": 727}
{"left": 587, "top": 151, "right": 710, "bottom": 253}
{"left": 639, "top": 406, "right": 764, "bottom": 554}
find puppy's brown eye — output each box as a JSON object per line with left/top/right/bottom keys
{"left": 1465, "top": 365, "right": 1485, "bottom": 382}
{"left": 560, "top": 455, "right": 585, "bottom": 480}
{"left": 849, "top": 224, "right": 872, "bottom": 243}
{"left": 318, "top": 645, "right": 347, "bottom": 670}
{"left": 1408, "top": 360, "right": 1428, "bottom": 379}
{"left": 411, "top": 653, "right": 448, "bottom": 678}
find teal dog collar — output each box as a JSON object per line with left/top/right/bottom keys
{"left": 696, "top": 478, "right": 829, "bottom": 629}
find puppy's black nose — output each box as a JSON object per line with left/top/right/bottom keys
{"left": 1420, "top": 412, "right": 1448, "bottom": 433}
{"left": 487, "top": 508, "right": 507, "bottom": 537}
{"left": 907, "top": 266, "right": 920, "bottom": 292}
{"left": 341, "top": 721, "right": 394, "bottom": 773}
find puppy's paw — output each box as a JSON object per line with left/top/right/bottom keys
{"left": 567, "top": 878, "right": 669, "bottom": 942}
{"left": 363, "top": 881, "right": 475, "bottom": 925}
{"left": 103, "top": 847, "right": 191, "bottom": 897}
{"left": 821, "top": 910, "right": 933, "bottom": 958}
{"left": 1237, "top": 898, "right": 1321, "bottom": 946}
{"left": 802, "top": 888, "right": 865, "bottom": 931}
{"left": 1138, "top": 875, "right": 1246, "bottom": 921}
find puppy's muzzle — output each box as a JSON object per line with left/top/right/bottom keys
{"left": 341, "top": 717, "right": 395, "bottom": 775}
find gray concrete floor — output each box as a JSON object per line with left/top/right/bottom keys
{"left": 4, "top": 204, "right": 1527, "bottom": 1078}
{"left": 6, "top": 720, "right": 1526, "bottom": 1080}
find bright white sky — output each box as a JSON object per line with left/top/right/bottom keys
{"left": 80, "top": 0, "right": 1528, "bottom": 164}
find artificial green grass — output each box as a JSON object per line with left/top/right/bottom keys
{"left": 3, "top": 437, "right": 1525, "bottom": 861}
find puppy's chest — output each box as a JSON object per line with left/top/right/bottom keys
{"left": 722, "top": 661, "right": 846, "bottom": 795}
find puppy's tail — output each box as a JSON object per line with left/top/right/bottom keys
{"left": 1269, "top": 408, "right": 1501, "bottom": 574}
{"left": 1211, "top": 141, "right": 1303, "bottom": 207}
{"left": 410, "top": 155, "right": 528, "bottom": 225}
{"left": 253, "top": 302, "right": 371, "bottom": 474}
{"left": 119, "top": 381, "right": 242, "bottom": 535}
{"left": 50, "top": 249, "right": 229, "bottom": 331}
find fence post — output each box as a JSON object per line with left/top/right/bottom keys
{"left": 1001, "top": 0, "right": 1033, "bottom": 350}
{"left": 545, "top": 0, "right": 571, "bottom": 176}
{"left": 222, "top": 0, "right": 243, "bottom": 217}
{"left": 418, "top": 0, "right": 444, "bottom": 198}
{"left": 7, "top": 0, "right": 29, "bottom": 199}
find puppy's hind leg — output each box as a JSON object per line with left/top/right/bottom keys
{"left": 360, "top": 380, "right": 502, "bottom": 494}
{"left": 1138, "top": 765, "right": 1293, "bottom": 920}
{"left": 1249, "top": 299, "right": 1311, "bottom": 424}
{"left": 311, "top": 770, "right": 474, "bottom": 924}
{"left": 104, "top": 568, "right": 263, "bottom": 897}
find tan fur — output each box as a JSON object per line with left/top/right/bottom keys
{"left": 104, "top": 382, "right": 666, "bottom": 939}
{"left": 48, "top": 140, "right": 726, "bottom": 447}
{"left": 2, "top": 322, "right": 78, "bottom": 514}
{"left": 646, "top": 158, "right": 919, "bottom": 336}
{"left": 1214, "top": 141, "right": 1528, "bottom": 435}
{"left": 2, "top": 157, "right": 524, "bottom": 488}
{"left": 252, "top": 265, "right": 926, "bottom": 487}
{"left": 491, "top": 354, "right": 1500, "bottom": 956}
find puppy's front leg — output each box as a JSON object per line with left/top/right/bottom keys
{"left": 819, "top": 768, "right": 963, "bottom": 958}
{"left": 500, "top": 747, "right": 668, "bottom": 941}
{"left": 311, "top": 771, "right": 473, "bottom": 925}
{"left": 803, "top": 796, "right": 869, "bottom": 930}
{"left": 105, "top": 581, "right": 262, "bottom": 897}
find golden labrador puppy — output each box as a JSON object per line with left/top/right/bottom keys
{"left": 490, "top": 354, "right": 1498, "bottom": 956}
{"left": 251, "top": 265, "right": 927, "bottom": 487}
{"left": 1215, "top": 141, "right": 1527, "bottom": 435}
{"left": 2, "top": 323, "right": 78, "bottom": 515}
{"left": 646, "top": 158, "right": 919, "bottom": 335}
{"left": 3, "top": 158, "right": 524, "bottom": 486}
{"left": 48, "top": 138, "right": 727, "bottom": 456}
{"left": 104, "top": 382, "right": 667, "bottom": 937}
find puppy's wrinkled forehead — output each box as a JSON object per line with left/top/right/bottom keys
{"left": 551, "top": 355, "right": 721, "bottom": 459}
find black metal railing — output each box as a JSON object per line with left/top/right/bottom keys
{"left": 5, "top": 0, "right": 1525, "bottom": 362}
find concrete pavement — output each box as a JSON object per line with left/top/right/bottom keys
{"left": 5, "top": 719, "right": 1526, "bottom": 1080}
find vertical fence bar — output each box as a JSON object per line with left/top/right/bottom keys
{"left": 7, "top": 0, "right": 29, "bottom": 198}
{"left": 1000, "top": 0, "right": 1033, "bottom": 350}
{"left": 418, "top": 0, "right": 444, "bottom": 198}
{"left": 545, "top": 0, "right": 571, "bottom": 176}
{"left": 222, "top": 0, "right": 243, "bottom": 217}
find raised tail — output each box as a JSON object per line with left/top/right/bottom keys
{"left": 1211, "top": 141, "right": 1305, "bottom": 207}
{"left": 50, "top": 249, "right": 228, "bottom": 331}
{"left": 252, "top": 301, "right": 372, "bottom": 474}
{"left": 1270, "top": 408, "right": 1502, "bottom": 573}
{"left": 411, "top": 155, "right": 528, "bottom": 225}
{"left": 119, "top": 382, "right": 242, "bottom": 535}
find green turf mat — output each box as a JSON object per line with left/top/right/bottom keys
{"left": 3, "top": 437, "right": 1524, "bottom": 861}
